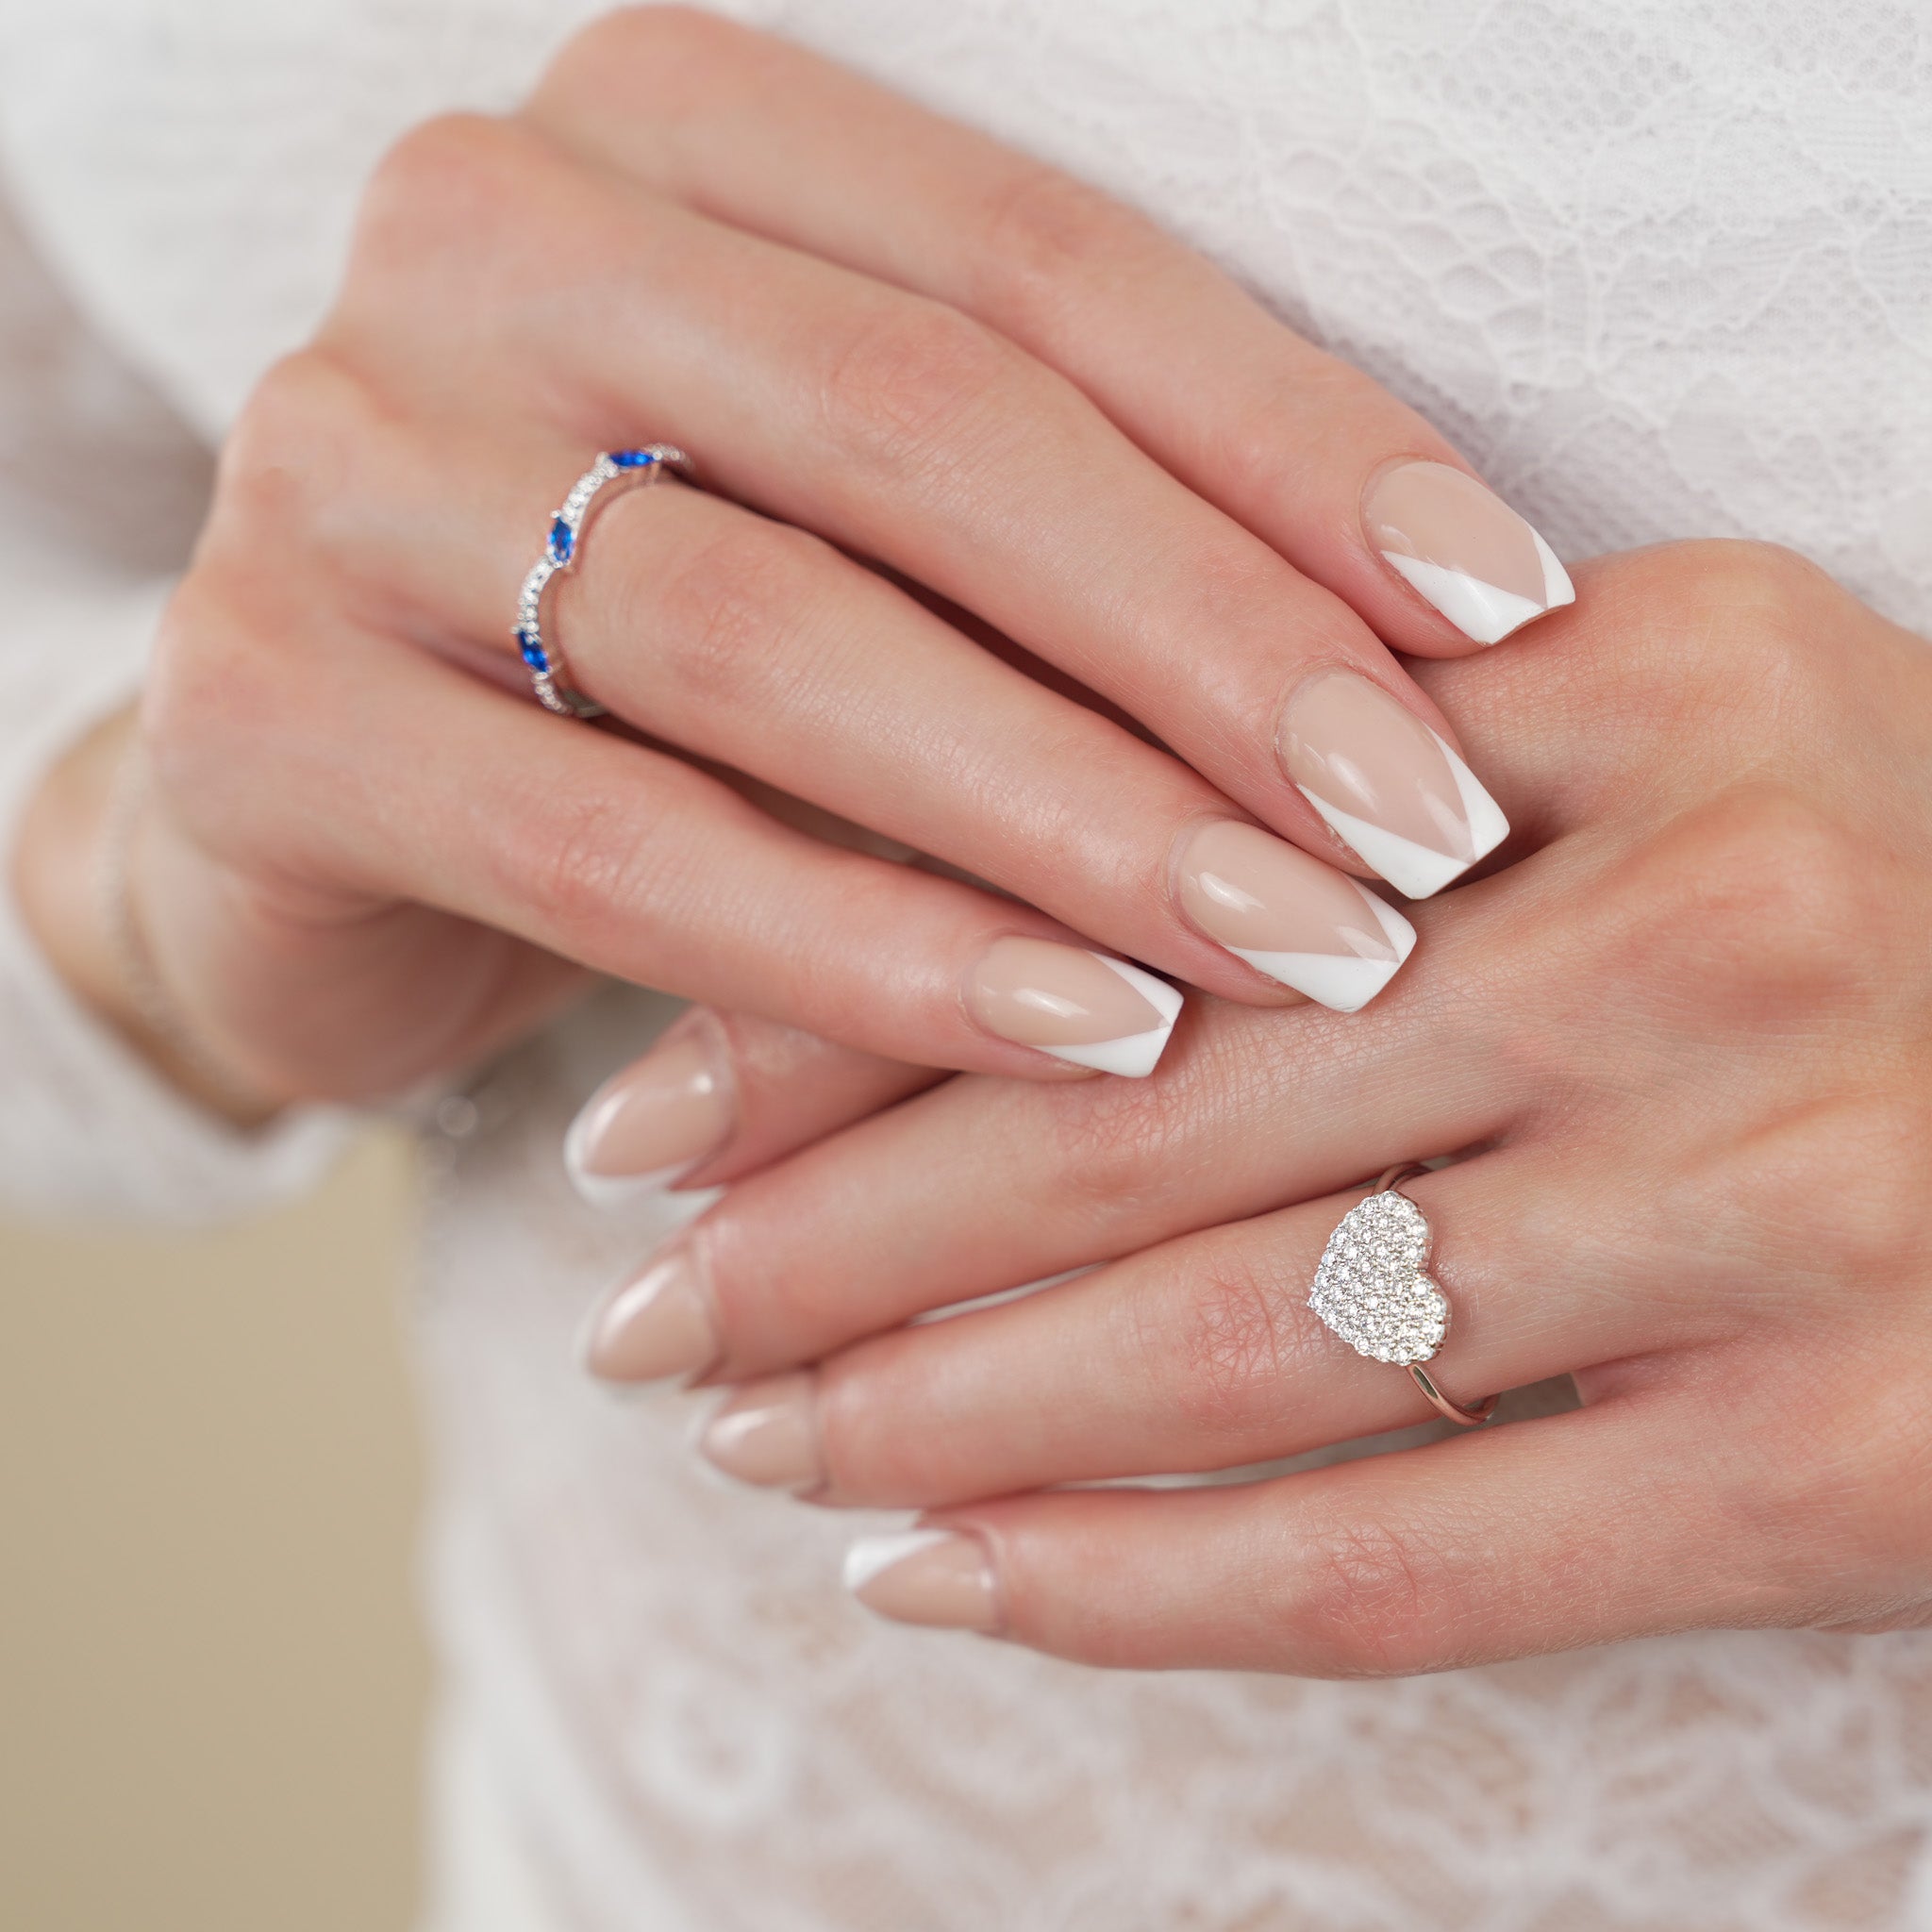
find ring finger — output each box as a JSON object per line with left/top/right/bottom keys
{"left": 685, "top": 1153, "right": 1726, "bottom": 1506}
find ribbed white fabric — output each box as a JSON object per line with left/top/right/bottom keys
{"left": 0, "top": 5, "right": 1928, "bottom": 1928}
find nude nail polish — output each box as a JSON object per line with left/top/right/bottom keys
{"left": 967, "top": 937, "right": 1181, "bottom": 1077}
{"left": 1364, "top": 460, "right": 1574, "bottom": 645}
{"left": 581, "top": 1247, "right": 720, "bottom": 1384}
{"left": 843, "top": 1528, "right": 1000, "bottom": 1632}
{"left": 1177, "top": 821, "right": 1416, "bottom": 1013}
{"left": 1277, "top": 670, "right": 1508, "bottom": 900}
{"left": 698, "top": 1373, "right": 823, "bottom": 1491}
{"left": 564, "top": 1029, "right": 734, "bottom": 1208}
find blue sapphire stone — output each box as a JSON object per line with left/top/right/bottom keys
{"left": 516, "top": 629, "right": 548, "bottom": 671}
{"left": 546, "top": 517, "right": 575, "bottom": 564}
{"left": 609, "top": 448, "right": 658, "bottom": 469}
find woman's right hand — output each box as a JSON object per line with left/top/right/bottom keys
{"left": 22, "top": 10, "right": 1574, "bottom": 1118}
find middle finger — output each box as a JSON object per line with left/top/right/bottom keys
{"left": 334, "top": 397, "right": 1422, "bottom": 1015}
{"left": 340, "top": 117, "right": 1513, "bottom": 905}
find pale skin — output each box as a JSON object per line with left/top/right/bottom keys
{"left": 657, "top": 539, "right": 1932, "bottom": 1669}
{"left": 17, "top": 8, "right": 1540, "bottom": 1122}
{"left": 18, "top": 13, "right": 1932, "bottom": 1672}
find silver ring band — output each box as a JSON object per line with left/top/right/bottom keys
{"left": 514, "top": 444, "right": 693, "bottom": 717}
{"left": 1307, "top": 1161, "right": 1499, "bottom": 1426}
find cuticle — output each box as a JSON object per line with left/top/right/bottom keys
{"left": 921, "top": 1515, "right": 1008, "bottom": 1638}
{"left": 958, "top": 928, "right": 1108, "bottom": 1075}
{"left": 655, "top": 1008, "right": 740, "bottom": 1189}
{"left": 1166, "top": 813, "right": 1311, "bottom": 999}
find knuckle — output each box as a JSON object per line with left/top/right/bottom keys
{"left": 352, "top": 112, "right": 536, "bottom": 275}
{"left": 647, "top": 516, "right": 828, "bottom": 712}
{"left": 1623, "top": 539, "right": 1838, "bottom": 701}
{"left": 211, "top": 350, "right": 367, "bottom": 549}
{"left": 1640, "top": 539, "right": 1836, "bottom": 625}
{"left": 1292, "top": 1513, "right": 1469, "bottom": 1678}
{"left": 816, "top": 295, "right": 1026, "bottom": 484}
{"left": 1043, "top": 1073, "right": 1200, "bottom": 1221}
{"left": 142, "top": 576, "right": 287, "bottom": 830}
{"left": 541, "top": 5, "right": 741, "bottom": 105}
{"left": 971, "top": 161, "right": 1149, "bottom": 325}
{"left": 1691, "top": 538, "right": 1837, "bottom": 611}
{"left": 1219, "top": 362, "right": 1397, "bottom": 519}
{"left": 1163, "top": 1235, "right": 1309, "bottom": 1441}
{"left": 1701, "top": 1095, "right": 1932, "bottom": 1290}
{"left": 1610, "top": 786, "right": 1871, "bottom": 1002}
{"left": 509, "top": 790, "right": 658, "bottom": 955}
{"left": 142, "top": 580, "right": 242, "bottom": 770}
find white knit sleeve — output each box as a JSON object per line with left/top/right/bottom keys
{"left": 0, "top": 561, "right": 356, "bottom": 1226}
{"left": 0, "top": 186, "right": 354, "bottom": 1226}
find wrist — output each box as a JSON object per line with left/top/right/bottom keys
{"left": 12, "top": 706, "right": 276, "bottom": 1126}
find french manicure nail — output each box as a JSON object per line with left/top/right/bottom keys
{"left": 967, "top": 937, "right": 1181, "bottom": 1077}
{"left": 1177, "top": 821, "right": 1416, "bottom": 1013}
{"left": 581, "top": 1246, "right": 720, "bottom": 1384}
{"left": 843, "top": 1528, "right": 1000, "bottom": 1632}
{"left": 1364, "top": 459, "right": 1574, "bottom": 645}
{"left": 698, "top": 1373, "right": 824, "bottom": 1491}
{"left": 1277, "top": 670, "right": 1508, "bottom": 900}
{"left": 564, "top": 1028, "right": 735, "bottom": 1208}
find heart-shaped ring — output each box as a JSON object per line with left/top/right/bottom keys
{"left": 1307, "top": 1162, "right": 1499, "bottom": 1426}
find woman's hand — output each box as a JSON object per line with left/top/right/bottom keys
{"left": 594, "top": 540, "right": 1932, "bottom": 1673}
{"left": 18, "top": 9, "right": 1580, "bottom": 1120}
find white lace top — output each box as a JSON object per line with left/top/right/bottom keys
{"left": 3, "top": 4, "right": 1931, "bottom": 1926}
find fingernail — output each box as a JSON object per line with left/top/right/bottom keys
{"left": 966, "top": 937, "right": 1181, "bottom": 1077}
{"left": 1177, "top": 821, "right": 1416, "bottom": 1013}
{"left": 580, "top": 1246, "right": 720, "bottom": 1384}
{"left": 1277, "top": 670, "right": 1508, "bottom": 900}
{"left": 564, "top": 1027, "right": 734, "bottom": 1208}
{"left": 1364, "top": 459, "right": 1574, "bottom": 645}
{"left": 842, "top": 1528, "right": 1000, "bottom": 1632}
{"left": 697, "top": 1372, "right": 823, "bottom": 1491}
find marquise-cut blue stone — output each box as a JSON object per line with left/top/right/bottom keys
{"left": 547, "top": 518, "right": 575, "bottom": 564}
{"left": 609, "top": 449, "right": 657, "bottom": 469}
{"left": 516, "top": 630, "right": 548, "bottom": 670}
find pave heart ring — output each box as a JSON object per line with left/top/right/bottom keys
{"left": 514, "top": 444, "right": 693, "bottom": 717}
{"left": 1307, "top": 1162, "right": 1499, "bottom": 1426}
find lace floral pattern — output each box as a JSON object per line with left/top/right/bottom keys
{"left": 1, "top": 2, "right": 1929, "bottom": 1925}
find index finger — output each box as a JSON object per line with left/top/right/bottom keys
{"left": 533, "top": 8, "right": 1576, "bottom": 662}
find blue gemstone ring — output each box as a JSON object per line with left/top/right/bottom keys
{"left": 514, "top": 444, "right": 693, "bottom": 717}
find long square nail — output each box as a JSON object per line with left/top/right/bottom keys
{"left": 1364, "top": 460, "right": 1574, "bottom": 645}
{"left": 1277, "top": 670, "right": 1507, "bottom": 900}
{"left": 1177, "top": 821, "right": 1416, "bottom": 1012}
{"left": 967, "top": 937, "right": 1181, "bottom": 1076}
{"left": 564, "top": 1028, "right": 733, "bottom": 1208}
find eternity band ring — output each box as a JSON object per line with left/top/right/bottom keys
{"left": 514, "top": 444, "right": 693, "bottom": 717}
{"left": 1307, "top": 1162, "right": 1500, "bottom": 1427}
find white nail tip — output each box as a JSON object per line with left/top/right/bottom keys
{"left": 1381, "top": 529, "right": 1574, "bottom": 646}
{"left": 1446, "top": 737, "right": 1511, "bottom": 868}
{"left": 1381, "top": 552, "right": 1541, "bottom": 644}
{"left": 842, "top": 1527, "right": 956, "bottom": 1595}
{"left": 1225, "top": 893, "right": 1417, "bottom": 1012}
{"left": 1299, "top": 794, "right": 1464, "bottom": 900}
{"left": 1299, "top": 734, "right": 1508, "bottom": 902}
{"left": 1231, "top": 947, "right": 1399, "bottom": 1012}
{"left": 562, "top": 1109, "right": 691, "bottom": 1209}
{"left": 1035, "top": 955, "right": 1183, "bottom": 1078}
{"left": 1531, "top": 526, "right": 1576, "bottom": 611}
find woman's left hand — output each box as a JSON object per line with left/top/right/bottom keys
{"left": 589, "top": 538, "right": 1932, "bottom": 1674}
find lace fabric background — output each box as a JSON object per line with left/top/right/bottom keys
{"left": 0, "top": 3, "right": 1929, "bottom": 1927}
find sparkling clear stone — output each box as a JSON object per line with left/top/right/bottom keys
{"left": 1307, "top": 1189, "right": 1448, "bottom": 1368}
